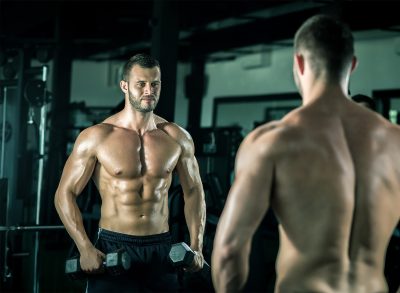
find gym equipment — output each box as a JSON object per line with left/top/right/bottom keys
{"left": 65, "top": 248, "right": 131, "bottom": 280}
{"left": 169, "top": 242, "right": 211, "bottom": 284}
{"left": 0, "top": 225, "right": 65, "bottom": 288}
{"left": 0, "top": 50, "right": 50, "bottom": 293}
{"left": 36, "top": 47, "right": 53, "bottom": 63}
{"left": 24, "top": 80, "right": 46, "bottom": 107}
{"left": 0, "top": 225, "right": 64, "bottom": 232}
{"left": 0, "top": 121, "right": 12, "bottom": 143}
{"left": 2, "top": 62, "right": 17, "bottom": 80}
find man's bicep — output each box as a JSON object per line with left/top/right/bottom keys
{"left": 218, "top": 140, "right": 274, "bottom": 246}
{"left": 224, "top": 163, "right": 272, "bottom": 238}
{"left": 176, "top": 153, "right": 202, "bottom": 193}
{"left": 174, "top": 133, "right": 202, "bottom": 192}
{"left": 57, "top": 143, "right": 97, "bottom": 198}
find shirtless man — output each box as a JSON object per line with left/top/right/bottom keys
{"left": 212, "top": 15, "right": 400, "bottom": 293}
{"left": 54, "top": 53, "right": 206, "bottom": 292}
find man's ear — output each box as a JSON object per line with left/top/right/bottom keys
{"left": 350, "top": 56, "right": 358, "bottom": 73}
{"left": 295, "top": 53, "right": 305, "bottom": 75}
{"left": 120, "top": 80, "right": 128, "bottom": 93}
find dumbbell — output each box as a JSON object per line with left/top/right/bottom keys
{"left": 65, "top": 248, "right": 131, "bottom": 280}
{"left": 169, "top": 242, "right": 211, "bottom": 285}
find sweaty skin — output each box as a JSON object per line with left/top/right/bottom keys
{"left": 55, "top": 65, "right": 206, "bottom": 274}
{"left": 212, "top": 60, "right": 400, "bottom": 292}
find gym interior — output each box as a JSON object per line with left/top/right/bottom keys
{"left": 0, "top": 0, "right": 399, "bottom": 292}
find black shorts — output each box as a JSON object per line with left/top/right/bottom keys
{"left": 86, "top": 228, "right": 179, "bottom": 293}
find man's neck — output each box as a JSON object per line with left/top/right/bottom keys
{"left": 120, "top": 108, "right": 157, "bottom": 135}
{"left": 302, "top": 79, "right": 349, "bottom": 106}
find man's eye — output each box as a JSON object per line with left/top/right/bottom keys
{"left": 152, "top": 82, "right": 160, "bottom": 87}
{"left": 137, "top": 82, "right": 145, "bottom": 87}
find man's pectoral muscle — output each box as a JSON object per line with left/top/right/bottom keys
{"left": 92, "top": 127, "right": 182, "bottom": 236}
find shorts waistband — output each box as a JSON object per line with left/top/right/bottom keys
{"left": 98, "top": 228, "right": 171, "bottom": 245}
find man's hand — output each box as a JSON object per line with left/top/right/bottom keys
{"left": 80, "top": 246, "right": 105, "bottom": 274}
{"left": 184, "top": 250, "right": 204, "bottom": 273}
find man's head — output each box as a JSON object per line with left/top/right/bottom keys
{"left": 120, "top": 53, "right": 161, "bottom": 113}
{"left": 293, "top": 14, "right": 356, "bottom": 93}
{"left": 121, "top": 53, "right": 160, "bottom": 82}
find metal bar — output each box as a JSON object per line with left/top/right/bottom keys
{"left": 35, "top": 107, "right": 47, "bottom": 225}
{"left": 41, "top": 66, "right": 48, "bottom": 83}
{"left": 2, "top": 231, "right": 11, "bottom": 283}
{"left": 12, "top": 252, "right": 30, "bottom": 257}
{"left": 33, "top": 65, "right": 49, "bottom": 293}
{"left": 0, "top": 225, "right": 65, "bottom": 232}
{"left": 1, "top": 87, "right": 7, "bottom": 178}
{"left": 1, "top": 87, "right": 12, "bottom": 284}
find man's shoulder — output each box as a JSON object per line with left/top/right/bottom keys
{"left": 384, "top": 121, "right": 400, "bottom": 147}
{"left": 75, "top": 123, "right": 114, "bottom": 145}
{"left": 246, "top": 120, "right": 295, "bottom": 145}
{"left": 81, "top": 122, "right": 114, "bottom": 136}
{"left": 155, "top": 116, "right": 192, "bottom": 143}
{"left": 240, "top": 120, "right": 292, "bottom": 156}
{"left": 69, "top": 124, "right": 111, "bottom": 156}
{"left": 234, "top": 121, "right": 287, "bottom": 171}
{"left": 243, "top": 119, "right": 311, "bottom": 164}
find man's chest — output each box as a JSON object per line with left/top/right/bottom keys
{"left": 96, "top": 130, "right": 181, "bottom": 178}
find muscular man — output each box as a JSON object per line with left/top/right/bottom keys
{"left": 55, "top": 53, "right": 206, "bottom": 292}
{"left": 212, "top": 15, "right": 400, "bottom": 293}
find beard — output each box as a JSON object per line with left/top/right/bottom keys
{"left": 128, "top": 90, "right": 159, "bottom": 113}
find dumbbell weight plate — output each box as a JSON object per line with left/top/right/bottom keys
{"left": 169, "top": 242, "right": 194, "bottom": 267}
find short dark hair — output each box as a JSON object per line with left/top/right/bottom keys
{"left": 294, "top": 14, "right": 354, "bottom": 81}
{"left": 122, "top": 53, "right": 160, "bottom": 81}
{"left": 352, "top": 94, "right": 376, "bottom": 111}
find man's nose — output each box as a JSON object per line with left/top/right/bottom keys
{"left": 144, "top": 83, "right": 152, "bottom": 94}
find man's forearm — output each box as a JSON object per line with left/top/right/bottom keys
{"left": 55, "top": 192, "right": 93, "bottom": 253}
{"left": 212, "top": 243, "right": 250, "bottom": 293}
{"left": 213, "top": 256, "right": 248, "bottom": 293}
{"left": 184, "top": 186, "right": 206, "bottom": 251}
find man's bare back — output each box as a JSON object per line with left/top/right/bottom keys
{"left": 212, "top": 15, "right": 400, "bottom": 293}
{"left": 266, "top": 96, "right": 400, "bottom": 292}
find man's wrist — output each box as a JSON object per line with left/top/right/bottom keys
{"left": 189, "top": 243, "right": 201, "bottom": 252}
{"left": 76, "top": 240, "right": 94, "bottom": 254}
{"left": 190, "top": 247, "right": 203, "bottom": 256}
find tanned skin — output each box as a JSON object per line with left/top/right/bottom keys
{"left": 212, "top": 21, "right": 400, "bottom": 293}
{"left": 55, "top": 64, "right": 206, "bottom": 274}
